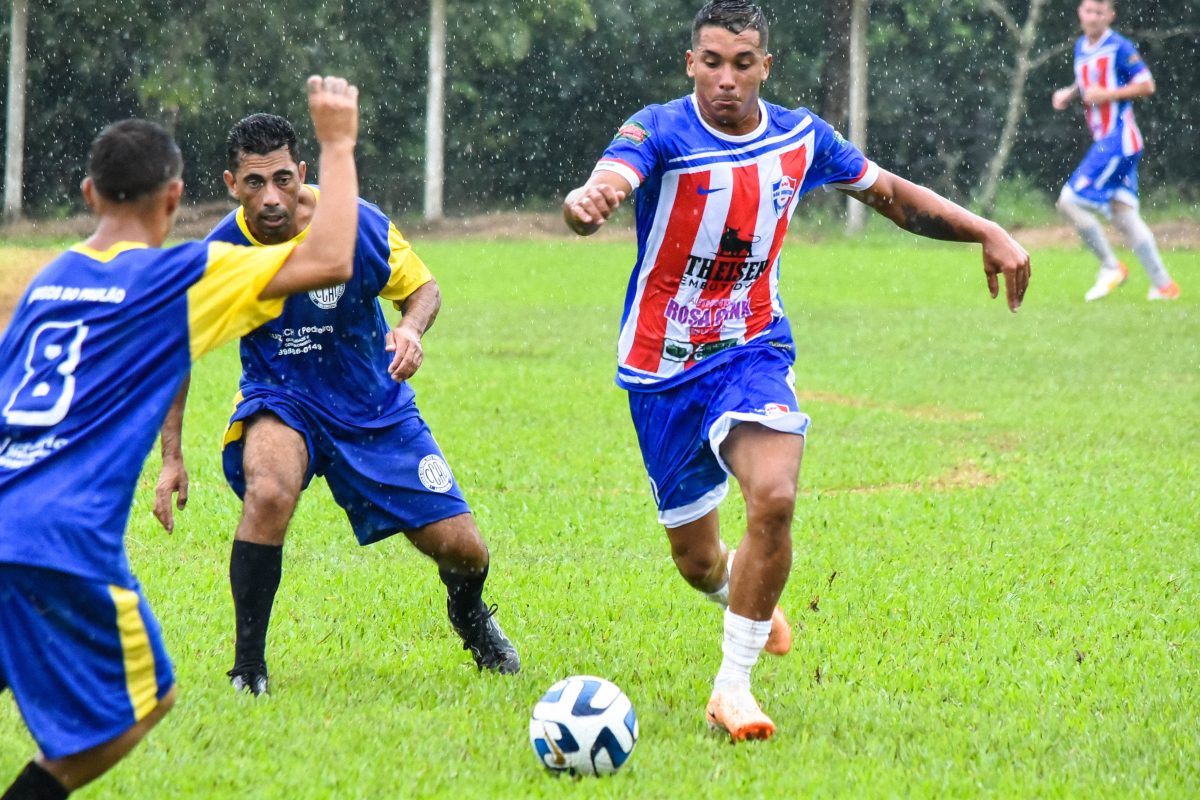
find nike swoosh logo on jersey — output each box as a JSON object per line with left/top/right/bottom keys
{"left": 697, "top": 186, "right": 726, "bottom": 195}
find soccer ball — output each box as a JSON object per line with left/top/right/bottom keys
{"left": 529, "top": 675, "right": 638, "bottom": 776}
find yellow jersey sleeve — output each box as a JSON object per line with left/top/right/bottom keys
{"left": 187, "top": 241, "right": 298, "bottom": 361}
{"left": 379, "top": 223, "right": 433, "bottom": 310}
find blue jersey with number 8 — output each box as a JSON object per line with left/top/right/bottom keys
{"left": 0, "top": 239, "right": 297, "bottom": 586}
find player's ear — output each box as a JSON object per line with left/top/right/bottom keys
{"left": 686, "top": 49, "right": 696, "bottom": 79}
{"left": 222, "top": 170, "right": 237, "bottom": 197}
{"left": 80, "top": 177, "right": 99, "bottom": 211}
{"left": 298, "top": 161, "right": 307, "bottom": 184}
{"left": 163, "top": 179, "right": 184, "bottom": 216}
{"left": 762, "top": 53, "right": 772, "bottom": 81}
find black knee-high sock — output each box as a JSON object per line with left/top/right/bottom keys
{"left": 440, "top": 562, "right": 489, "bottom": 623}
{"left": 230, "top": 540, "right": 283, "bottom": 672}
{"left": 2, "top": 762, "right": 68, "bottom": 800}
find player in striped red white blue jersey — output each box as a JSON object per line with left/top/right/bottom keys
{"left": 1052, "top": 0, "right": 1180, "bottom": 301}
{"left": 596, "top": 97, "right": 875, "bottom": 389}
{"left": 564, "top": 0, "right": 1030, "bottom": 744}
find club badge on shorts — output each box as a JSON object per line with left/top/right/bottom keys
{"left": 418, "top": 454, "right": 454, "bottom": 493}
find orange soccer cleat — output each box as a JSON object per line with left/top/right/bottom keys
{"left": 1147, "top": 281, "right": 1181, "bottom": 301}
{"left": 706, "top": 684, "right": 776, "bottom": 742}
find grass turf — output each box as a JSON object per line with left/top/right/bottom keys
{"left": 1, "top": 233, "right": 1197, "bottom": 797}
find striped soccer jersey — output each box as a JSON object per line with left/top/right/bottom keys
{"left": 1074, "top": 29, "right": 1152, "bottom": 156}
{"left": 596, "top": 94, "right": 878, "bottom": 390}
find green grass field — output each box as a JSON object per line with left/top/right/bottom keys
{"left": 1, "top": 233, "right": 1197, "bottom": 797}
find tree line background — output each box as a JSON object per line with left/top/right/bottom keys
{"left": 2, "top": 0, "right": 1197, "bottom": 219}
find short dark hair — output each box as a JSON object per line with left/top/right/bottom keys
{"left": 692, "top": 1, "right": 769, "bottom": 51}
{"left": 86, "top": 119, "right": 182, "bottom": 203}
{"left": 225, "top": 113, "right": 300, "bottom": 173}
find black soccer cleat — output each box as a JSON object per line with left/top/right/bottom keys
{"left": 228, "top": 665, "right": 269, "bottom": 697}
{"left": 450, "top": 601, "right": 521, "bottom": 674}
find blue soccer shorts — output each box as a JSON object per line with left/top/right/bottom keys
{"left": 0, "top": 565, "right": 174, "bottom": 760}
{"left": 627, "top": 343, "right": 810, "bottom": 529}
{"left": 1063, "top": 137, "right": 1141, "bottom": 216}
{"left": 223, "top": 388, "right": 472, "bottom": 545}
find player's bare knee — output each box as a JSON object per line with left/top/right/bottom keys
{"left": 243, "top": 471, "right": 301, "bottom": 522}
{"left": 670, "top": 542, "right": 722, "bottom": 586}
{"left": 745, "top": 486, "right": 796, "bottom": 540}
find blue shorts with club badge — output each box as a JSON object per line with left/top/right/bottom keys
{"left": 627, "top": 343, "right": 810, "bottom": 528}
{"left": 223, "top": 387, "right": 472, "bottom": 544}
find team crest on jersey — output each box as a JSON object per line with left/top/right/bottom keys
{"left": 418, "top": 454, "right": 454, "bottom": 493}
{"left": 772, "top": 175, "right": 798, "bottom": 218}
{"left": 308, "top": 283, "right": 345, "bottom": 310}
{"left": 614, "top": 121, "right": 650, "bottom": 146}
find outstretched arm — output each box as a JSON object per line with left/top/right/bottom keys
{"left": 385, "top": 279, "right": 441, "bottom": 382}
{"left": 842, "top": 169, "right": 1031, "bottom": 312}
{"left": 154, "top": 375, "right": 190, "bottom": 532}
{"left": 562, "top": 171, "right": 631, "bottom": 236}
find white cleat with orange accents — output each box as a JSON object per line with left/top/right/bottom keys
{"left": 706, "top": 684, "right": 776, "bottom": 742}
{"left": 1084, "top": 262, "right": 1128, "bottom": 301}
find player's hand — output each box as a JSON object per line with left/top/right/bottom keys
{"left": 981, "top": 225, "right": 1031, "bottom": 313}
{"left": 153, "top": 458, "right": 189, "bottom": 533}
{"left": 563, "top": 184, "right": 627, "bottom": 236}
{"left": 385, "top": 323, "right": 424, "bottom": 382}
{"left": 1052, "top": 87, "right": 1077, "bottom": 111}
{"left": 307, "top": 75, "right": 359, "bottom": 150}
{"left": 1081, "top": 86, "right": 1114, "bottom": 105}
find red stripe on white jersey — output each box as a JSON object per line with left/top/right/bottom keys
{"left": 687, "top": 162, "right": 761, "bottom": 353}
{"left": 747, "top": 142, "right": 812, "bottom": 340}
{"left": 623, "top": 171, "right": 708, "bottom": 372}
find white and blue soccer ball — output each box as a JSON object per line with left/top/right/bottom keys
{"left": 529, "top": 675, "right": 638, "bottom": 776}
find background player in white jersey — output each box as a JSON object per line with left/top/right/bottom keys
{"left": 562, "top": 0, "right": 1030, "bottom": 742}
{"left": 1052, "top": 0, "right": 1180, "bottom": 301}
{"left": 153, "top": 113, "right": 519, "bottom": 698}
{"left": 0, "top": 77, "right": 358, "bottom": 799}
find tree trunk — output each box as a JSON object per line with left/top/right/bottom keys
{"left": 820, "top": 0, "right": 851, "bottom": 132}
{"left": 423, "top": 0, "right": 447, "bottom": 222}
{"left": 4, "top": 0, "right": 29, "bottom": 222}
{"left": 845, "top": 0, "right": 869, "bottom": 234}
{"left": 977, "top": 0, "right": 1047, "bottom": 215}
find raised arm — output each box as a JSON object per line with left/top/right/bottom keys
{"left": 153, "top": 375, "right": 191, "bottom": 532}
{"left": 562, "top": 171, "right": 631, "bottom": 236}
{"left": 261, "top": 76, "right": 360, "bottom": 299}
{"left": 843, "top": 169, "right": 1031, "bottom": 312}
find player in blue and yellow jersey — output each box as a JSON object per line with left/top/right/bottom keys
{"left": 1052, "top": 0, "right": 1180, "bottom": 301}
{"left": 0, "top": 77, "right": 360, "bottom": 799}
{"left": 154, "top": 113, "right": 519, "bottom": 697}
{"left": 563, "top": 1, "right": 1030, "bottom": 742}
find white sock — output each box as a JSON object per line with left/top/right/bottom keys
{"left": 713, "top": 609, "right": 771, "bottom": 693}
{"left": 702, "top": 549, "right": 735, "bottom": 607}
{"left": 1058, "top": 190, "right": 1119, "bottom": 270}
{"left": 1113, "top": 207, "right": 1173, "bottom": 288}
